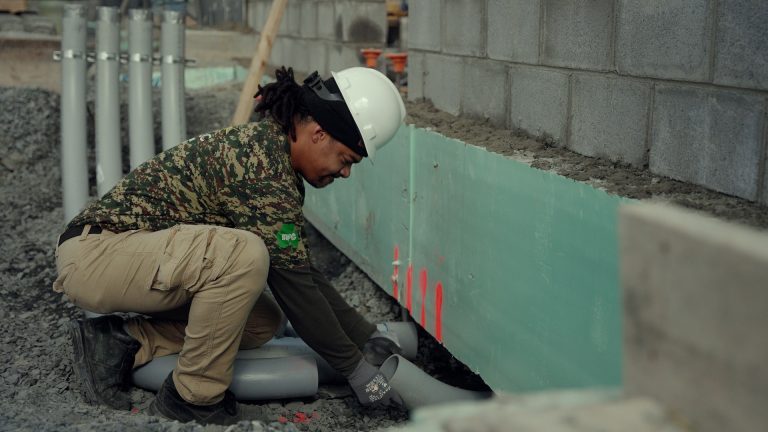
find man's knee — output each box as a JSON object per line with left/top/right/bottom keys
{"left": 240, "top": 296, "right": 284, "bottom": 349}
{"left": 214, "top": 229, "right": 269, "bottom": 297}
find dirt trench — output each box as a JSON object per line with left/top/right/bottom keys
{"left": 0, "top": 85, "right": 487, "bottom": 432}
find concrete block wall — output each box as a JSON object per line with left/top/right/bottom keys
{"left": 408, "top": 0, "right": 768, "bottom": 204}
{"left": 246, "top": 0, "right": 387, "bottom": 79}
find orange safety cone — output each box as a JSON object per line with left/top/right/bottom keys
{"left": 360, "top": 48, "right": 383, "bottom": 68}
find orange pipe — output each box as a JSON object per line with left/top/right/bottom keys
{"left": 360, "top": 48, "right": 382, "bottom": 68}
{"left": 385, "top": 53, "right": 408, "bottom": 74}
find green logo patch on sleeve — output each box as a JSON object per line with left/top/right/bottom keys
{"left": 275, "top": 223, "right": 300, "bottom": 249}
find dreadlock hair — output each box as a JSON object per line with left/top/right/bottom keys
{"left": 254, "top": 66, "right": 312, "bottom": 142}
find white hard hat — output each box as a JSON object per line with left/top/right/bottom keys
{"left": 331, "top": 67, "right": 406, "bottom": 158}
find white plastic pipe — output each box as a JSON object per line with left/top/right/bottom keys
{"left": 128, "top": 9, "right": 155, "bottom": 169}
{"left": 281, "top": 321, "right": 419, "bottom": 360}
{"left": 133, "top": 354, "right": 318, "bottom": 401}
{"left": 380, "top": 355, "right": 491, "bottom": 410}
{"left": 60, "top": 4, "right": 89, "bottom": 221}
{"left": 95, "top": 7, "right": 122, "bottom": 196}
{"left": 160, "top": 10, "right": 186, "bottom": 150}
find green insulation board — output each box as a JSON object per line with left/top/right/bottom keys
{"left": 304, "top": 125, "right": 629, "bottom": 393}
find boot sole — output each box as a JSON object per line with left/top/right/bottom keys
{"left": 69, "top": 320, "right": 101, "bottom": 406}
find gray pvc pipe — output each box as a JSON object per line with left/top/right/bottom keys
{"left": 60, "top": 4, "right": 89, "bottom": 221}
{"left": 133, "top": 354, "right": 318, "bottom": 401}
{"left": 237, "top": 337, "right": 345, "bottom": 384}
{"left": 95, "top": 7, "right": 122, "bottom": 196}
{"left": 128, "top": 9, "right": 155, "bottom": 169}
{"left": 160, "top": 10, "right": 186, "bottom": 150}
{"left": 281, "top": 321, "right": 419, "bottom": 360}
{"left": 380, "top": 355, "right": 491, "bottom": 410}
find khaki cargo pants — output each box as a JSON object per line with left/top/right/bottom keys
{"left": 53, "top": 224, "right": 283, "bottom": 405}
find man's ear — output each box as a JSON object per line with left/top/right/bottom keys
{"left": 311, "top": 123, "right": 325, "bottom": 144}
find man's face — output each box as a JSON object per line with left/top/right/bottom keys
{"left": 300, "top": 130, "right": 363, "bottom": 188}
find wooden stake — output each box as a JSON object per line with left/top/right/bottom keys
{"left": 231, "top": 0, "right": 288, "bottom": 126}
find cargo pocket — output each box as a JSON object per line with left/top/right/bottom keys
{"left": 154, "top": 226, "right": 211, "bottom": 292}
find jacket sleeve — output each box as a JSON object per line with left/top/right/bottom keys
{"left": 267, "top": 265, "right": 364, "bottom": 377}
{"left": 309, "top": 264, "right": 376, "bottom": 348}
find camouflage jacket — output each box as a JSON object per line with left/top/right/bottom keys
{"left": 68, "top": 118, "right": 309, "bottom": 270}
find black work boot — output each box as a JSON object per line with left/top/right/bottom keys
{"left": 148, "top": 372, "right": 241, "bottom": 425}
{"left": 68, "top": 315, "right": 140, "bottom": 410}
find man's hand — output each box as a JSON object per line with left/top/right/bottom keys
{"left": 362, "top": 323, "right": 404, "bottom": 366}
{"left": 347, "top": 359, "right": 403, "bottom": 407}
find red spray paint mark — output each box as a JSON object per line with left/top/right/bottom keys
{"left": 406, "top": 264, "right": 413, "bottom": 313}
{"left": 392, "top": 246, "right": 399, "bottom": 300}
{"left": 435, "top": 282, "right": 443, "bottom": 342}
{"left": 419, "top": 268, "right": 428, "bottom": 327}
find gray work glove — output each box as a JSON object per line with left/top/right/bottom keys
{"left": 347, "top": 358, "right": 403, "bottom": 407}
{"left": 362, "top": 323, "right": 404, "bottom": 366}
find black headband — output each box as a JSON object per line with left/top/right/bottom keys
{"left": 301, "top": 72, "right": 367, "bottom": 157}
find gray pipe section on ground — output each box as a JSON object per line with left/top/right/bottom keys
{"left": 128, "top": 9, "right": 155, "bottom": 169}
{"left": 380, "top": 355, "right": 491, "bottom": 410}
{"left": 160, "top": 10, "right": 186, "bottom": 150}
{"left": 95, "top": 7, "right": 122, "bottom": 196}
{"left": 236, "top": 337, "right": 345, "bottom": 384}
{"left": 281, "top": 321, "right": 419, "bottom": 360}
{"left": 60, "top": 4, "right": 89, "bottom": 221}
{"left": 133, "top": 355, "right": 318, "bottom": 401}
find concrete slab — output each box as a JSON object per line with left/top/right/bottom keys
{"left": 487, "top": 0, "right": 540, "bottom": 64}
{"left": 443, "top": 0, "right": 485, "bottom": 57}
{"left": 299, "top": 0, "right": 318, "bottom": 39}
{"left": 406, "top": 50, "right": 425, "bottom": 101}
{"left": 509, "top": 66, "right": 569, "bottom": 144}
{"left": 460, "top": 59, "right": 508, "bottom": 126}
{"left": 569, "top": 74, "right": 651, "bottom": 167}
{"left": 317, "top": 1, "right": 336, "bottom": 41}
{"left": 335, "top": 0, "right": 386, "bottom": 44}
{"left": 186, "top": 29, "right": 258, "bottom": 67}
{"left": 617, "top": 0, "right": 712, "bottom": 82}
{"left": 0, "top": 34, "right": 61, "bottom": 92}
{"left": 541, "top": 0, "right": 614, "bottom": 71}
{"left": 423, "top": 54, "right": 463, "bottom": 116}
{"left": 650, "top": 85, "right": 765, "bottom": 200}
{"left": 408, "top": 0, "right": 441, "bottom": 51}
{"left": 620, "top": 203, "right": 768, "bottom": 432}
{"left": 400, "top": 394, "right": 686, "bottom": 432}
{"left": 713, "top": 0, "right": 768, "bottom": 91}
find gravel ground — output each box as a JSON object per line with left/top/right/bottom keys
{"left": 0, "top": 85, "right": 486, "bottom": 432}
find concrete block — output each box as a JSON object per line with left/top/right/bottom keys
{"left": 423, "top": 54, "right": 463, "bottom": 116}
{"left": 460, "top": 59, "right": 508, "bottom": 126}
{"left": 542, "top": 0, "right": 614, "bottom": 70}
{"left": 569, "top": 74, "right": 651, "bottom": 167}
{"left": 300, "top": 0, "right": 318, "bottom": 39}
{"left": 307, "top": 40, "right": 329, "bottom": 76}
{"left": 282, "top": 0, "right": 301, "bottom": 36}
{"left": 408, "top": 0, "right": 441, "bottom": 51}
{"left": 317, "top": 1, "right": 336, "bottom": 40}
{"left": 714, "top": 0, "right": 768, "bottom": 91}
{"left": 335, "top": 1, "right": 386, "bottom": 44}
{"left": 509, "top": 66, "right": 569, "bottom": 144}
{"left": 487, "top": 0, "right": 540, "bottom": 64}
{"left": 443, "top": 0, "right": 485, "bottom": 57}
{"left": 406, "top": 50, "right": 425, "bottom": 101}
{"left": 620, "top": 203, "right": 768, "bottom": 432}
{"left": 650, "top": 85, "right": 765, "bottom": 200}
{"left": 617, "top": 1, "right": 711, "bottom": 82}
{"left": 328, "top": 43, "right": 362, "bottom": 72}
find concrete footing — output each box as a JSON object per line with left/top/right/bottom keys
{"left": 619, "top": 203, "right": 768, "bottom": 432}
